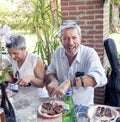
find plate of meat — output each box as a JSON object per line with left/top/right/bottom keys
{"left": 37, "top": 101, "right": 64, "bottom": 119}
{"left": 87, "top": 105, "right": 119, "bottom": 122}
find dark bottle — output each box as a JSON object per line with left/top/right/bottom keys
{"left": 0, "top": 83, "right": 16, "bottom": 122}
{"left": 62, "top": 89, "right": 78, "bottom": 122}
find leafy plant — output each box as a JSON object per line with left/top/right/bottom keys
{"left": 114, "top": 0, "right": 120, "bottom": 5}
{"left": 0, "top": 66, "right": 12, "bottom": 83}
{"left": 27, "top": 0, "right": 62, "bottom": 67}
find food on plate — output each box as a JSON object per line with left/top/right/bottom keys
{"left": 53, "top": 103, "right": 63, "bottom": 114}
{"left": 42, "top": 102, "right": 52, "bottom": 110}
{"left": 87, "top": 105, "right": 119, "bottom": 122}
{"left": 95, "top": 106, "right": 102, "bottom": 117}
{"left": 100, "top": 107, "right": 105, "bottom": 116}
{"left": 104, "top": 107, "right": 112, "bottom": 117}
{"left": 95, "top": 106, "right": 112, "bottom": 117}
{"left": 41, "top": 102, "right": 63, "bottom": 115}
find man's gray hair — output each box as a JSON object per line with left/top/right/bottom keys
{"left": 6, "top": 34, "right": 26, "bottom": 49}
{"left": 60, "top": 20, "right": 81, "bottom": 36}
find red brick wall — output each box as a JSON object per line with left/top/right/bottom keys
{"left": 61, "top": 0, "right": 110, "bottom": 104}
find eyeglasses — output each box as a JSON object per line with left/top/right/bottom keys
{"left": 13, "top": 71, "right": 19, "bottom": 82}
{"left": 15, "top": 70, "right": 19, "bottom": 79}
{"left": 14, "top": 71, "right": 31, "bottom": 87}
{"left": 60, "top": 20, "right": 79, "bottom": 32}
{"left": 61, "top": 20, "right": 78, "bottom": 26}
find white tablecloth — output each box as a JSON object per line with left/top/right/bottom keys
{"left": 12, "top": 86, "right": 62, "bottom": 122}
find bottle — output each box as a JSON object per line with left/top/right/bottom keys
{"left": 0, "top": 83, "right": 16, "bottom": 122}
{"left": 62, "top": 89, "right": 78, "bottom": 122}
{"left": 62, "top": 103, "right": 70, "bottom": 122}
{"left": 0, "top": 107, "right": 6, "bottom": 122}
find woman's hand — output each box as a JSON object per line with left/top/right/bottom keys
{"left": 15, "top": 76, "right": 32, "bottom": 86}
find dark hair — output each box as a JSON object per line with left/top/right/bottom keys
{"left": 6, "top": 34, "right": 26, "bottom": 49}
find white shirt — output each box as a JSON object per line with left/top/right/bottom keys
{"left": 46, "top": 45, "right": 107, "bottom": 106}
{"left": 10, "top": 52, "right": 49, "bottom": 98}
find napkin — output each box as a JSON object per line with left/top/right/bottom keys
{"left": 75, "top": 104, "right": 89, "bottom": 118}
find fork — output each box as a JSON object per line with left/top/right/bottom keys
{"left": 49, "top": 95, "right": 57, "bottom": 105}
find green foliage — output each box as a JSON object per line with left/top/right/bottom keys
{"left": 0, "top": 66, "right": 12, "bottom": 83}
{"left": 0, "top": 0, "right": 33, "bottom": 30}
{"left": 117, "top": 52, "right": 120, "bottom": 60}
{"left": 28, "top": 0, "right": 62, "bottom": 67}
{"left": 0, "top": 0, "right": 62, "bottom": 67}
{"left": 110, "top": 4, "right": 113, "bottom": 23}
{"left": 114, "top": 0, "right": 120, "bottom": 5}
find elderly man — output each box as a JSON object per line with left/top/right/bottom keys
{"left": 46, "top": 20, "right": 107, "bottom": 106}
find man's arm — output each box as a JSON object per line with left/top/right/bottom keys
{"left": 45, "top": 74, "right": 59, "bottom": 97}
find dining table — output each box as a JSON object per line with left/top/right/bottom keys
{"left": 11, "top": 86, "right": 62, "bottom": 122}
{"left": 8, "top": 86, "right": 120, "bottom": 122}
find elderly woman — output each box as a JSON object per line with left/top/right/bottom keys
{"left": 5, "top": 34, "right": 48, "bottom": 98}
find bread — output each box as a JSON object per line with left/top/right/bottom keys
{"left": 104, "top": 107, "right": 112, "bottom": 117}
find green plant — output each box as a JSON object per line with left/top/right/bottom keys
{"left": 114, "top": 0, "right": 120, "bottom": 5}
{"left": 0, "top": 25, "right": 12, "bottom": 83}
{"left": 27, "top": 0, "right": 61, "bottom": 67}
{"left": 0, "top": 66, "right": 12, "bottom": 83}
{"left": 117, "top": 52, "right": 120, "bottom": 60}
{"left": 0, "top": 0, "right": 33, "bottom": 30}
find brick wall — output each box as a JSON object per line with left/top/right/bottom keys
{"left": 61, "top": 0, "right": 110, "bottom": 104}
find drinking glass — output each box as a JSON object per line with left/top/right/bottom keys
{"left": 27, "top": 108, "right": 37, "bottom": 122}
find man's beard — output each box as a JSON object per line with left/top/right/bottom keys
{"left": 65, "top": 47, "right": 79, "bottom": 56}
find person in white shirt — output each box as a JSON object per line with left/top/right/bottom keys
{"left": 5, "top": 34, "right": 48, "bottom": 98}
{"left": 46, "top": 20, "right": 107, "bottom": 106}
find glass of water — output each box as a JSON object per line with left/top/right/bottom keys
{"left": 27, "top": 108, "right": 37, "bottom": 122}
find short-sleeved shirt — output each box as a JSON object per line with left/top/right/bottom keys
{"left": 46, "top": 45, "right": 107, "bottom": 106}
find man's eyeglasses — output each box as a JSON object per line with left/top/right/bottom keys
{"left": 61, "top": 20, "right": 78, "bottom": 25}
{"left": 61, "top": 21, "right": 78, "bottom": 26}
{"left": 60, "top": 20, "right": 79, "bottom": 32}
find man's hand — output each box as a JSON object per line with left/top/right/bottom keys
{"left": 56, "top": 80, "right": 71, "bottom": 97}
{"left": 47, "top": 80, "right": 58, "bottom": 97}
